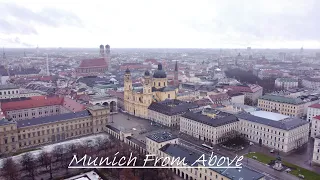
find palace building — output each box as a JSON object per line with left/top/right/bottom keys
{"left": 124, "top": 63, "right": 179, "bottom": 118}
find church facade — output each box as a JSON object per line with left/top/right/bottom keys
{"left": 124, "top": 63, "right": 178, "bottom": 118}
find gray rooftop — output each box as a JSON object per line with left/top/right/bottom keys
{"left": 259, "top": 94, "right": 304, "bottom": 105}
{"left": 236, "top": 112, "right": 309, "bottom": 131}
{"left": 182, "top": 110, "right": 238, "bottom": 127}
{"left": 87, "top": 105, "right": 108, "bottom": 111}
{"left": 146, "top": 131, "right": 177, "bottom": 143}
{"left": 126, "top": 136, "right": 146, "bottom": 148}
{"left": 106, "top": 125, "right": 120, "bottom": 133}
{"left": 152, "top": 86, "right": 176, "bottom": 92}
{"left": 160, "top": 144, "right": 264, "bottom": 180}
{"left": 0, "top": 118, "right": 15, "bottom": 126}
{"left": 0, "top": 84, "right": 18, "bottom": 90}
{"left": 148, "top": 99, "right": 199, "bottom": 116}
{"left": 17, "top": 110, "right": 91, "bottom": 128}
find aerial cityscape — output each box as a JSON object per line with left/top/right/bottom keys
{"left": 1, "top": 1, "right": 320, "bottom": 180}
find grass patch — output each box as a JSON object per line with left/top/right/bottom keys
{"left": 245, "top": 152, "right": 320, "bottom": 180}
{"left": 11, "top": 147, "right": 40, "bottom": 156}
{"left": 245, "top": 152, "right": 274, "bottom": 164}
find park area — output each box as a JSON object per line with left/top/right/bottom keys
{"left": 245, "top": 152, "right": 320, "bottom": 180}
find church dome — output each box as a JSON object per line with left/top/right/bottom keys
{"left": 144, "top": 70, "right": 150, "bottom": 76}
{"left": 125, "top": 68, "right": 130, "bottom": 74}
{"left": 153, "top": 63, "right": 167, "bottom": 78}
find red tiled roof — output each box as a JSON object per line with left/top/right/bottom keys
{"left": 1, "top": 96, "right": 63, "bottom": 111}
{"left": 145, "top": 59, "right": 158, "bottom": 64}
{"left": 1, "top": 96, "right": 85, "bottom": 113}
{"left": 309, "top": 104, "right": 320, "bottom": 109}
{"left": 314, "top": 115, "right": 320, "bottom": 120}
{"left": 209, "top": 93, "right": 229, "bottom": 101}
{"left": 107, "top": 90, "right": 124, "bottom": 100}
{"left": 78, "top": 58, "right": 107, "bottom": 68}
{"left": 62, "top": 97, "right": 85, "bottom": 112}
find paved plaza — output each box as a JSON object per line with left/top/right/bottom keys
{"left": 109, "top": 112, "right": 171, "bottom": 142}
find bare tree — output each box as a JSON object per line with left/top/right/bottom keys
{"left": 52, "top": 145, "right": 64, "bottom": 162}
{"left": 1, "top": 157, "right": 20, "bottom": 180}
{"left": 21, "top": 152, "right": 37, "bottom": 180}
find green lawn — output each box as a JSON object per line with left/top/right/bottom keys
{"left": 245, "top": 152, "right": 320, "bottom": 180}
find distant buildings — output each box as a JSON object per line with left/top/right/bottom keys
{"left": 0, "top": 84, "right": 42, "bottom": 99}
{"left": 75, "top": 45, "right": 110, "bottom": 76}
{"left": 302, "top": 76, "right": 320, "bottom": 89}
{"left": 275, "top": 78, "right": 298, "bottom": 89}
{"left": 258, "top": 69, "right": 283, "bottom": 79}
{"left": 222, "top": 84, "right": 263, "bottom": 103}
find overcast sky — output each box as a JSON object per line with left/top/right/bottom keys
{"left": 0, "top": 0, "right": 319, "bottom": 48}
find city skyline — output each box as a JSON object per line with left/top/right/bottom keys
{"left": 0, "top": 0, "right": 320, "bottom": 49}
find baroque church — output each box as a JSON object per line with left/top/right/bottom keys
{"left": 124, "top": 62, "right": 179, "bottom": 118}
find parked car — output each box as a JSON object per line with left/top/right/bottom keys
{"left": 252, "top": 156, "right": 257, "bottom": 159}
{"left": 285, "top": 168, "right": 291, "bottom": 173}
{"left": 249, "top": 142, "right": 254, "bottom": 146}
{"left": 270, "top": 149, "right": 275, "bottom": 153}
{"left": 298, "top": 174, "right": 304, "bottom": 179}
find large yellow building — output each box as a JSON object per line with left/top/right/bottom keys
{"left": 124, "top": 63, "right": 178, "bottom": 118}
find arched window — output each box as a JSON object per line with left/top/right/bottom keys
{"left": 164, "top": 82, "right": 166, "bottom": 86}
{"left": 158, "top": 82, "right": 160, "bottom": 86}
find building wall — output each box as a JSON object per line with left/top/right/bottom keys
{"left": 307, "top": 107, "right": 320, "bottom": 122}
{"left": 179, "top": 116, "right": 238, "bottom": 145}
{"left": 0, "top": 107, "right": 108, "bottom": 154}
{"left": 312, "top": 137, "right": 320, "bottom": 165}
{"left": 0, "top": 88, "right": 20, "bottom": 99}
{"left": 258, "top": 99, "right": 304, "bottom": 117}
{"left": 231, "top": 94, "right": 245, "bottom": 104}
{"left": 238, "top": 119, "right": 309, "bottom": 153}
{"left": 311, "top": 118, "right": 320, "bottom": 138}
{"left": 275, "top": 80, "right": 298, "bottom": 89}
{"left": 6, "top": 105, "right": 63, "bottom": 121}
{"left": 302, "top": 79, "right": 320, "bottom": 89}
{"left": 0, "top": 123, "right": 18, "bottom": 153}
{"left": 148, "top": 109, "right": 180, "bottom": 127}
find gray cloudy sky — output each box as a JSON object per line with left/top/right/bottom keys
{"left": 0, "top": 0, "right": 319, "bottom": 48}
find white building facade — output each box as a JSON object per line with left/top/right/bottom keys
{"left": 237, "top": 112, "right": 309, "bottom": 153}
{"left": 312, "top": 137, "right": 320, "bottom": 165}
{"left": 275, "top": 78, "right": 299, "bottom": 89}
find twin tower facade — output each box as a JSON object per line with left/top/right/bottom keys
{"left": 100, "top": 44, "right": 110, "bottom": 57}
{"left": 124, "top": 62, "right": 179, "bottom": 118}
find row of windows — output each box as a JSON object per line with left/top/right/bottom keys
{"left": 0, "top": 90, "right": 18, "bottom": 95}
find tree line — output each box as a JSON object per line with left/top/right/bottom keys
{"left": 1, "top": 136, "right": 174, "bottom": 180}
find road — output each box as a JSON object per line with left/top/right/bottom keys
{"left": 177, "top": 134, "right": 300, "bottom": 180}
